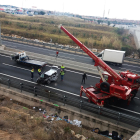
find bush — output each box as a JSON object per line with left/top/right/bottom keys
{"left": 121, "top": 46, "right": 135, "bottom": 56}
{"left": 137, "top": 49, "right": 140, "bottom": 58}
{"left": 64, "top": 127, "right": 71, "bottom": 133}
{"left": 115, "top": 28, "right": 125, "bottom": 35}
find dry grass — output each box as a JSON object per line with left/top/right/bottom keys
{"left": 0, "top": 95, "right": 112, "bottom": 140}
{"left": 0, "top": 12, "right": 135, "bottom": 50}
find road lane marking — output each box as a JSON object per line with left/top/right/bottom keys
{"left": 123, "top": 63, "right": 140, "bottom": 68}
{"left": 65, "top": 69, "right": 100, "bottom": 78}
{"left": 3, "top": 40, "right": 90, "bottom": 59}
{"left": 0, "top": 54, "right": 10, "bottom": 58}
{"left": 2, "top": 63, "right": 30, "bottom": 71}
{"left": 134, "top": 97, "right": 139, "bottom": 100}
{"left": 110, "top": 105, "right": 140, "bottom": 115}
{"left": 0, "top": 72, "right": 87, "bottom": 99}
{"left": 1, "top": 72, "right": 140, "bottom": 115}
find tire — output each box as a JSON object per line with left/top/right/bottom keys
{"left": 131, "top": 90, "right": 137, "bottom": 100}
{"left": 47, "top": 79, "right": 51, "bottom": 84}
{"left": 100, "top": 82, "right": 110, "bottom": 92}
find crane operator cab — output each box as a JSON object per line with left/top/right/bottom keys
{"left": 120, "top": 70, "right": 140, "bottom": 99}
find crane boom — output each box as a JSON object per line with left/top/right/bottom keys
{"left": 58, "top": 24, "right": 123, "bottom": 85}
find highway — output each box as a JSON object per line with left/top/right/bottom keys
{"left": 1, "top": 40, "right": 140, "bottom": 118}
{"left": 2, "top": 39, "right": 140, "bottom": 75}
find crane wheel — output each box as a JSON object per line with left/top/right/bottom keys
{"left": 100, "top": 82, "right": 110, "bottom": 92}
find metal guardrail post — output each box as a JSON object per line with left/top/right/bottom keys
{"left": 20, "top": 83, "right": 23, "bottom": 92}
{"left": 80, "top": 100, "right": 83, "bottom": 112}
{"left": 0, "top": 78, "right": 2, "bottom": 84}
{"left": 34, "top": 87, "right": 37, "bottom": 96}
{"left": 63, "top": 95, "right": 66, "bottom": 106}
{"left": 98, "top": 106, "right": 101, "bottom": 115}
{"left": 7, "top": 79, "right": 10, "bottom": 88}
{"left": 48, "top": 91, "right": 50, "bottom": 101}
{"left": 117, "top": 113, "right": 121, "bottom": 125}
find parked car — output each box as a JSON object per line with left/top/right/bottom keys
{"left": 36, "top": 66, "right": 59, "bottom": 84}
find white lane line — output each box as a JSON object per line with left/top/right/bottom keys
{"left": 110, "top": 105, "right": 140, "bottom": 115}
{"left": 123, "top": 63, "right": 140, "bottom": 68}
{"left": 59, "top": 56, "right": 75, "bottom": 60}
{"left": 3, "top": 61, "right": 100, "bottom": 79}
{"left": 4, "top": 40, "right": 90, "bottom": 59}
{"left": 0, "top": 72, "right": 87, "bottom": 99}
{"left": 0, "top": 54, "right": 10, "bottom": 58}
{"left": 65, "top": 69, "right": 100, "bottom": 79}
{"left": 134, "top": 97, "right": 139, "bottom": 100}
{"left": 2, "top": 63, "right": 30, "bottom": 71}
{"left": 119, "top": 67, "right": 140, "bottom": 73}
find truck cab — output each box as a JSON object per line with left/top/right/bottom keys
{"left": 11, "top": 52, "right": 27, "bottom": 61}
{"left": 120, "top": 71, "right": 140, "bottom": 98}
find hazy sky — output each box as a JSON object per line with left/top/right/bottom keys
{"left": 0, "top": 0, "right": 140, "bottom": 20}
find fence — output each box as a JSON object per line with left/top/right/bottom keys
{"left": 0, "top": 74, "right": 140, "bottom": 128}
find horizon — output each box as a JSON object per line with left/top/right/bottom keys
{"left": 0, "top": 0, "right": 140, "bottom": 21}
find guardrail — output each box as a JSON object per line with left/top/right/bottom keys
{"left": 1, "top": 35, "right": 98, "bottom": 55}
{"left": 1, "top": 35, "right": 140, "bottom": 63}
{"left": 0, "top": 74, "right": 140, "bottom": 128}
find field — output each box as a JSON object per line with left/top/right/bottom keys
{"left": 0, "top": 12, "right": 136, "bottom": 50}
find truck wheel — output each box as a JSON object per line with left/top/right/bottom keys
{"left": 100, "top": 82, "right": 110, "bottom": 92}
{"left": 47, "top": 80, "right": 51, "bottom": 84}
{"left": 131, "top": 90, "right": 137, "bottom": 100}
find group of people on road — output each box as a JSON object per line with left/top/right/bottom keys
{"left": 31, "top": 65, "right": 87, "bottom": 84}
{"left": 31, "top": 67, "right": 42, "bottom": 80}
{"left": 31, "top": 51, "right": 87, "bottom": 84}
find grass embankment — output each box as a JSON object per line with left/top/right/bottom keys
{"left": 0, "top": 12, "right": 136, "bottom": 50}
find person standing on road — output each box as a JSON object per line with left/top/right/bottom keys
{"left": 81, "top": 72, "right": 87, "bottom": 84}
{"left": 38, "top": 68, "right": 42, "bottom": 76}
{"left": 61, "top": 65, "right": 65, "bottom": 72}
{"left": 31, "top": 68, "right": 34, "bottom": 80}
{"left": 56, "top": 51, "right": 59, "bottom": 57}
{"left": 60, "top": 70, "right": 65, "bottom": 81}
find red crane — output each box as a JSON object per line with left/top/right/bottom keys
{"left": 59, "top": 24, "right": 140, "bottom": 106}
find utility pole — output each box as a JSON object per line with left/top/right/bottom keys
{"left": 0, "top": 22, "right": 2, "bottom": 46}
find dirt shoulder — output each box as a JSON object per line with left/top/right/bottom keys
{"left": 0, "top": 95, "right": 112, "bottom": 140}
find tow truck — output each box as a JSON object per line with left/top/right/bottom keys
{"left": 59, "top": 24, "right": 140, "bottom": 106}
{"left": 11, "top": 51, "right": 47, "bottom": 68}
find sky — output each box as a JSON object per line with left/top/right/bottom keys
{"left": 0, "top": 0, "right": 140, "bottom": 20}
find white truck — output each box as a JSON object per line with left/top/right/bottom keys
{"left": 97, "top": 49, "right": 125, "bottom": 66}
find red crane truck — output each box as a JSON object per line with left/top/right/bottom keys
{"left": 59, "top": 24, "right": 140, "bottom": 106}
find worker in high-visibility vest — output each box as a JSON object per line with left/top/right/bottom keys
{"left": 61, "top": 65, "right": 65, "bottom": 72}
{"left": 38, "top": 68, "right": 41, "bottom": 76}
{"left": 31, "top": 68, "right": 34, "bottom": 80}
{"left": 60, "top": 70, "right": 65, "bottom": 81}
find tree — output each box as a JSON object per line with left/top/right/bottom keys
{"left": 121, "top": 46, "right": 134, "bottom": 57}
{"left": 39, "top": 11, "right": 45, "bottom": 15}
{"left": 108, "top": 21, "right": 110, "bottom": 26}
{"left": 97, "top": 20, "right": 101, "bottom": 24}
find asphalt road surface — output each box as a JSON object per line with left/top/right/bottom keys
{"left": 2, "top": 40, "right": 140, "bottom": 74}
{"left": 0, "top": 53, "right": 140, "bottom": 118}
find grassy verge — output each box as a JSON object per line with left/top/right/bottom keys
{"left": 0, "top": 12, "right": 136, "bottom": 50}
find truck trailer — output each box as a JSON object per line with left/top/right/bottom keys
{"left": 11, "top": 51, "right": 47, "bottom": 68}
{"left": 97, "top": 49, "right": 125, "bottom": 66}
